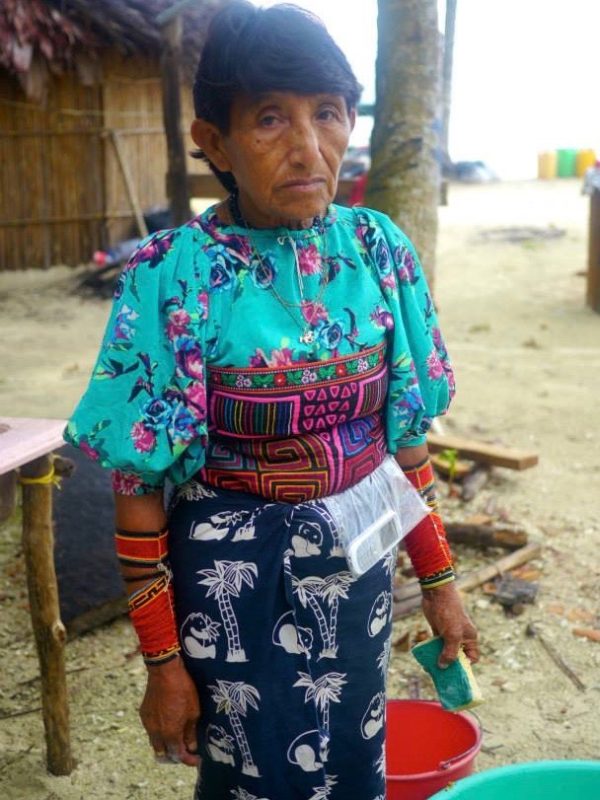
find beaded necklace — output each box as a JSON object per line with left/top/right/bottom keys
{"left": 227, "top": 192, "right": 329, "bottom": 347}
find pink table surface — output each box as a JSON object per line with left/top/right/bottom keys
{"left": 0, "top": 417, "right": 67, "bottom": 475}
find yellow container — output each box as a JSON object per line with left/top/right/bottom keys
{"left": 537, "top": 151, "right": 557, "bottom": 179}
{"left": 576, "top": 149, "right": 597, "bottom": 177}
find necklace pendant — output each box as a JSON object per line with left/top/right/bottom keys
{"left": 300, "top": 330, "right": 316, "bottom": 345}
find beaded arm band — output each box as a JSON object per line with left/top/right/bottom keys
{"left": 401, "top": 459, "right": 455, "bottom": 589}
{"left": 115, "top": 527, "right": 181, "bottom": 665}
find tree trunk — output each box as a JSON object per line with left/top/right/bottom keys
{"left": 365, "top": 0, "right": 441, "bottom": 290}
{"left": 160, "top": 15, "right": 191, "bottom": 226}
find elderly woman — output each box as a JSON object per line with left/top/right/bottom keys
{"left": 65, "top": 2, "right": 478, "bottom": 798}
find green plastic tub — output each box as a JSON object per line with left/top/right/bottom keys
{"left": 429, "top": 760, "right": 600, "bottom": 799}
{"left": 556, "top": 148, "right": 578, "bottom": 177}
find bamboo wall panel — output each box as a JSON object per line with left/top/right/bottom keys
{"left": 103, "top": 55, "right": 166, "bottom": 242}
{"left": 0, "top": 73, "right": 104, "bottom": 270}
{"left": 1, "top": 52, "right": 208, "bottom": 270}
{"left": 102, "top": 54, "right": 205, "bottom": 243}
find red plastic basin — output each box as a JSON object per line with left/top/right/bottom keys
{"left": 386, "top": 699, "right": 482, "bottom": 800}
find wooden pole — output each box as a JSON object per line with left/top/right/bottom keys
{"left": 587, "top": 189, "right": 600, "bottom": 313}
{"left": 109, "top": 130, "right": 149, "bottom": 239}
{"left": 21, "top": 455, "right": 74, "bottom": 775}
{"left": 0, "top": 470, "right": 17, "bottom": 523}
{"left": 160, "top": 15, "right": 191, "bottom": 226}
{"left": 440, "top": 0, "right": 458, "bottom": 206}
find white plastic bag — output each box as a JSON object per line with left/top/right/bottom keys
{"left": 321, "top": 456, "right": 429, "bottom": 576}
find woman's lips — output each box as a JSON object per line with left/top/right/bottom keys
{"left": 278, "top": 178, "right": 326, "bottom": 192}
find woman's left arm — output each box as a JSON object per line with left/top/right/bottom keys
{"left": 394, "top": 445, "right": 480, "bottom": 667}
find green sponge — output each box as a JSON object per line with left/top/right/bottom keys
{"left": 411, "top": 636, "right": 483, "bottom": 712}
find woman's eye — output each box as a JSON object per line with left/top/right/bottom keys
{"left": 317, "top": 108, "right": 339, "bottom": 122}
{"left": 259, "top": 115, "right": 280, "bottom": 128}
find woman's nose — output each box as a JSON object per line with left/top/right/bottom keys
{"left": 288, "top": 121, "right": 320, "bottom": 166}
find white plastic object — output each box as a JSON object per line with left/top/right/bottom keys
{"left": 321, "top": 456, "right": 430, "bottom": 577}
{"left": 344, "top": 508, "right": 402, "bottom": 576}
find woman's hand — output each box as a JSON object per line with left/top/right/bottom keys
{"left": 421, "top": 582, "right": 479, "bottom": 667}
{"left": 139, "top": 656, "right": 201, "bottom": 767}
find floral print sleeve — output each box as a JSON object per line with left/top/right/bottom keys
{"left": 354, "top": 208, "right": 455, "bottom": 450}
{"left": 63, "top": 227, "right": 210, "bottom": 495}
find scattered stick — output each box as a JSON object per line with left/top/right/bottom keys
{"left": 461, "top": 465, "right": 491, "bottom": 501}
{"left": 0, "top": 706, "right": 42, "bottom": 721}
{"left": 393, "top": 543, "right": 542, "bottom": 619}
{"left": 427, "top": 432, "right": 539, "bottom": 470}
{"left": 526, "top": 623, "right": 586, "bottom": 692}
{"left": 455, "top": 543, "right": 542, "bottom": 593}
{"left": 572, "top": 627, "right": 600, "bottom": 643}
{"left": 18, "top": 664, "right": 90, "bottom": 688}
{"left": 445, "top": 522, "right": 528, "bottom": 551}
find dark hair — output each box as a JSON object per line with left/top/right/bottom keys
{"left": 192, "top": 1, "right": 362, "bottom": 191}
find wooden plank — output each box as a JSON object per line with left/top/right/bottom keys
{"left": 109, "top": 130, "right": 149, "bottom": 238}
{"left": 21, "top": 454, "right": 74, "bottom": 775}
{"left": 0, "top": 418, "right": 66, "bottom": 475}
{"left": 445, "top": 521, "right": 528, "bottom": 550}
{"left": 426, "top": 432, "right": 539, "bottom": 470}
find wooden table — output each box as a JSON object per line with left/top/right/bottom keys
{"left": 0, "top": 417, "right": 74, "bottom": 775}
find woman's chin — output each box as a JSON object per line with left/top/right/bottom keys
{"left": 272, "top": 193, "right": 333, "bottom": 226}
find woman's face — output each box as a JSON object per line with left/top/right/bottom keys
{"left": 193, "top": 92, "right": 355, "bottom": 228}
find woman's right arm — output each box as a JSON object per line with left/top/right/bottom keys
{"left": 114, "top": 491, "right": 201, "bottom": 767}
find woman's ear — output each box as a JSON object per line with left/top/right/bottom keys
{"left": 190, "top": 118, "right": 232, "bottom": 173}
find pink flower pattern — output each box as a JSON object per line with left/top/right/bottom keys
{"left": 166, "top": 309, "right": 191, "bottom": 340}
{"left": 66, "top": 205, "right": 455, "bottom": 496}
{"left": 111, "top": 470, "right": 145, "bottom": 496}
{"left": 297, "top": 243, "right": 322, "bottom": 275}
{"left": 131, "top": 421, "right": 157, "bottom": 453}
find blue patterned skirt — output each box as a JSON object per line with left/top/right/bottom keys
{"left": 168, "top": 480, "right": 394, "bottom": 800}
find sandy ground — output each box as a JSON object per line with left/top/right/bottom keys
{"left": 1, "top": 180, "right": 599, "bottom": 798}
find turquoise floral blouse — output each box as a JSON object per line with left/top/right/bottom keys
{"left": 64, "top": 204, "right": 455, "bottom": 496}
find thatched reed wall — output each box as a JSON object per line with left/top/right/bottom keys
{"left": 0, "top": 54, "right": 204, "bottom": 271}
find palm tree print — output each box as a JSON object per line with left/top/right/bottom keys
{"left": 308, "top": 774, "right": 338, "bottom": 800}
{"left": 375, "top": 741, "right": 386, "bottom": 778}
{"left": 381, "top": 548, "right": 397, "bottom": 576}
{"left": 376, "top": 636, "right": 392, "bottom": 678}
{"left": 294, "top": 671, "right": 347, "bottom": 735}
{"left": 230, "top": 787, "right": 271, "bottom": 800}
{"left": 321, "top": 572, "right": 354, "bottom": 657}
{"left": 209, "top": 679, "right": 261, "bottom": 777}
{"left": 291, "top": 576, "right": 331, "bottom": 658}
{"left": 198, "top": 560, "right": 258, "bottom": 662}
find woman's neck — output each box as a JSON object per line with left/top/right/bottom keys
{"left": 227, "top": 190, "right": 323, "bottom": 230}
